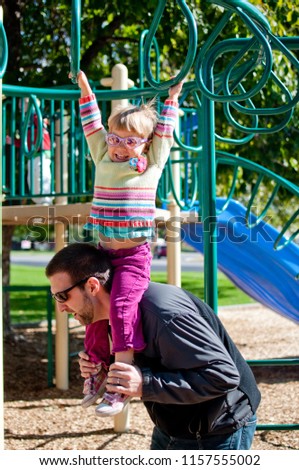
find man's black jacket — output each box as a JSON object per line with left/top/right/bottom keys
{"left": 135, "top": 282, "right": 261, "bottom": 439}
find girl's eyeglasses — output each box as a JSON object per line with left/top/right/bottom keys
{"left": 105, "top": 133, "right": 148, "bottom": 149}
{"left": 51, "top": 276, "right": 93, "bottom": 303}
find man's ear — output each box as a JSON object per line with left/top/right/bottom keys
{"left": 86, "top": 276, "right": 101, "bottom": 296}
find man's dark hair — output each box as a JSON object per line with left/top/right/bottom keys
{"left": 45, "top": 243, "right": 113, "bottom": 292}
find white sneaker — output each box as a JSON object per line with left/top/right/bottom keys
{"left": 95, "top": 392, "right": 131, "bottom": 417}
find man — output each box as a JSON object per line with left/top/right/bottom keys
{"left": 46, "top": 242, "right": 261, "bottom": 450}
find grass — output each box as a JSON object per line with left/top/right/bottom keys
{"left": 7, "top": 265, "right": 51, "bottom": 324}
{"left": 150, "top": 271, "right": 254, "bottom": 306}
{"left": 7, "top": 264, "right": 254, "bottom": 325}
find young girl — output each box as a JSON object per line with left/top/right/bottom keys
{"left": 76, "top": 70, "right": 183, "bottom": 416}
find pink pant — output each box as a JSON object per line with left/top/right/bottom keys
{"left": 84, "top": 320, "right": 110, "bottom": 367}
{"left": 84, "top": 242, "right": 151, "bottom": 364}
{"left": 106, "top": 242, "right": 151, "bottom": 353}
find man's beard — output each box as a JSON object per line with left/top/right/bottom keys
{"left": 76, "top": 293, "right": 94, "bottom": 325}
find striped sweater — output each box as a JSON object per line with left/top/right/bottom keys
{"left": 79, "top": 94, "right": 178, "bottom": 239}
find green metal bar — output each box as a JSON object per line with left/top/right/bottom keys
{"left": 215, "top": 162, "right": 239, "bottom": 212}
{"left": 49, "top": 99, "right": 55, "bottom": 194}
{"left": 215, "top": 151, "right": 299, "bottom": 259}
{"left": 216, "top": 151, "right": 298, "bottom": 197}
{"left": 275, "top": 210, "right": 299, "bottom": 251}
{"left": 70, "top": 0, "right": 81, "bottom": 83}
{"left": 247, "top": 183, "right": 280, "bottom": 228}
{"left": 69, "top": 100, "right": 76, "bottom": 194}
{"left": 208, "top": 0, "right": 271, "bottom": 32}
{"left": 3, "top": 83, "right": 165, "bottom": 101}
{"left": 1, "top": 98, "right": 6, "bottom": 192}
{"left": 201, "top": 53, "right": 218, "bottom": 312}
{"left": 138, "top": 30, "right": 160, "bottom": 89}
{"left": 3, "top": 285, "right": 51, "bottom": 292}
{"left": 256, "top": 424, "right": 299, "bottom": 431}
{"left": 144, "top": 0, "right": 197, "bottom": 89}
{"left": 196, "top": 32, "right": 299, "bottom": 116}
{"left": 229, "top": 72, "right": 294, "bottom": 121}
{"left": 196, "top": 35, "right": 273, "bottom": 104}
{"left": 59, "top": 103, "right": 65, "bottom": 192}
{"left": 248, "top": 358, "right": 299, "bottom": 366}
{"left": 0, "top": 15, "right": 8, "bottom": 79}
{"left": 231, "top": 33, "right": 299, "bottom": 116}
{"left": 22, "top": 95, "right": 43, "bottom": 158}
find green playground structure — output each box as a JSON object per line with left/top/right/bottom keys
{"left": 1, "top": 0, "right": 299, "bottom": 433}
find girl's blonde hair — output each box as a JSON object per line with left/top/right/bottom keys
{"left": 108, "top": 99, "right": 158, "bottom": 138}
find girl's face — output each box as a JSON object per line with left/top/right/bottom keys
{"left": 106, "top": 128, "right": 148, "bottom": 163}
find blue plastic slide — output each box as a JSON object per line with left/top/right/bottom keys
{"left": 182, "top": 199, "right": 299, "bottom": 323}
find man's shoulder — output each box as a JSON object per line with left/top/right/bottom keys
{"left": 139, "top": 283, "right": 187, "bottom": 327}
{"left": 141, "top": 282, "right": 215, "bottom": 319}
{"left": 143, "top": 282, "right": 200, "bottom": 303}
{"left": 140, "top": 282, "right": 198, "bottom": 315}
{"left": 143, "top": 282, "right": 183, "bottom": 300}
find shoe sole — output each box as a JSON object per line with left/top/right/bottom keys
{"left": 94, "top": 398, "right": 130, "bottom": 417}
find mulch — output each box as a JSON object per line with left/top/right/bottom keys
{"left": 3, "top": 303, "right": 299, "bottom": 450}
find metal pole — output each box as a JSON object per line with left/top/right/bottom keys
{"left": 54, "top": 108, "right": 69, "bottom": 390}
{"left": 200, "top": 61, "right": 218, "bottom": 313}
{"left": 167, "top": 113, "right": 182, "bottom": 287}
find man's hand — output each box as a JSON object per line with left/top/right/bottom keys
{"left": 106, "top": 362, "right": 143, "bottom": 398}
{"left": 78, "top": 350, "right": 98, "bottom": 378}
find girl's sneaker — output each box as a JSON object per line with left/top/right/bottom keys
{"left": 81, "top": 364, "right": 108, "bottom": 408}
{"left": 95, "top": 392, "right": 131, "bottom": 416}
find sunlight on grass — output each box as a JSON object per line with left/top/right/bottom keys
{"left": 11, "top": 264, "right": 49, "bottom": 285}
{"left": 8, "top": 265, "right": 253, "bottom": 325}
{"left": 150, "top": 272, "right": 253, "bottom": 306}
{"left": 9, "top": 266, "right": 50, "bottom": 323}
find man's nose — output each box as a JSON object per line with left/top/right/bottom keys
{"left": 56, "top": 302, "right": 68, "bottom": 313}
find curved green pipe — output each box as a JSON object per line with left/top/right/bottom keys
{"left": 208, "top": 0, "right": 271, "bottom": 32}
{"left": 144, "top": 0, "right": 197, "bottom": 89}
{"left": 0, "top": 17, "right": 8, "bottom": 79}
{"left": 22, "top": 95, "right": 43, "bottom": 158}
{"left": 223, "top": 81, "right": 293, "bottom": 134}
{"left": 196, "top": 30, "right": 273, "bottom": 103}
{"left": 139, "top": 30, "right": 160, "bottom": 88}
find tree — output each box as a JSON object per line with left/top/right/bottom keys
{"left": 3, "top": 1, "right": 298, "bottom": 171}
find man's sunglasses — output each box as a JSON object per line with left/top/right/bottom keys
{"left": 51, "top": 276, "right": 93, "bottom": 303}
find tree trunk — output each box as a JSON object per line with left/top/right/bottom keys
{"left": 2, "top": 225, "right": 15, "bottom": 336}
{"left": 3, "top": 0, "right": 22, "bottom": 84}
